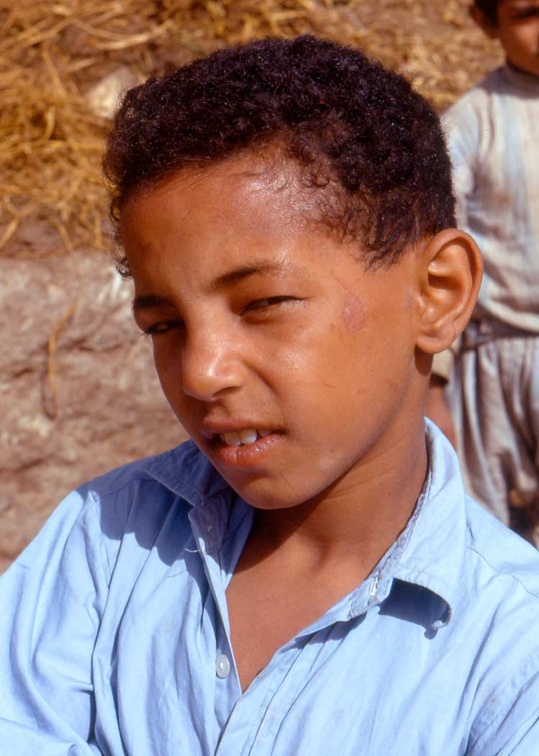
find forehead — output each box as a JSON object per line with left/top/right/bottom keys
{"left": 123, "top": 153, "right": 318, "bottom": 235}
{"left": 119, "top": 153, "right": 363, "bottom": 290}
{"left": 120, "top": 151, "right": 355, "bottom": 267}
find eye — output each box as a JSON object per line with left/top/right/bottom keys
{"left": 242, "top": 296, "right": 299, "bottom": 314}
{"left": 513, "top": 6, "right": 539, "bottom": 20}
{"left": 141, "top": 319, "right": 184, "bottom": 336}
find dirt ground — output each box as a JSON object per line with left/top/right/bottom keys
{"left": 1, "top": 0, "right": 503, "bottom": 569}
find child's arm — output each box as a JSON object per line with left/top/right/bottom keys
{"left": 0, "top": 488, "right": 106, "bottom": 753}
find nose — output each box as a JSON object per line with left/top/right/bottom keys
{"left": 179, "top": 329, "right": 245, "bottom": 402}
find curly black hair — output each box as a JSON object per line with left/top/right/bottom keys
{"left": 104, "top": 35, "right": 455, "bottom": 270}
{"left": 473, "top": 0, "right": 499, "bottom": 24}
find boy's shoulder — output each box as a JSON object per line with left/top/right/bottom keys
{"left": 466, "top": 495, "right": 539, "bottom": 577}
{"left": 442, "top": 65, "right": 532, "bottom": 155}
{"left": 430, "top": 459, "right": 539, "bottom": 653}
{"left": 445, "top": 67, "right": 502, "bottom": 118}
{"left": 464, "top": 495, "right": 539, "bottom": 596}
{"left": 446, "top": 64, "right": 535, "bottom": 122}
{"left": 400, "top": 425, "right": 539, "bottom": 616}
{"left": 457, "top": 502, "right": 539, "bottom": 734}
{"left": 60, "top": 440, "right": 233, "bottom": 544}
{"left": 81, "top": 438, "right": 226, "bottom": 506}
{"left": 400, "top": 428, "right": 539, "bottom": 721}
{"left": 7, "top": 440, "right": 233, "bottom": 585}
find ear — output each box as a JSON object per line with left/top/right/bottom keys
{"left": 469, "top": 4, "right": 500, "bottom": 39}
{"left": 415, "top": 228, "right": 483, "bottom": 355}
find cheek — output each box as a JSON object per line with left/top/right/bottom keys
{"left": 505, "top": 27, "right": 535, "bottom": 55}
{"left": 152, "top": 347, "right": 183, "bottom": 404}
{"left": 152, "top": 343, "right": 171, "bottom": 378}
{"left": 341, "top": 294, "right": 368, "bottom": 334}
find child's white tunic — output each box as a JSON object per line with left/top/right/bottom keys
{"left": 441, "top": 64, "right": 539, "bottom": 524}
{"left": 444, "top": 63, "right": 539, "bottom": 332}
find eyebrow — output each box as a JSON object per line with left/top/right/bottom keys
{"left": 205, "top": 261, "right": 286, "bottom": 293}
{"left": 511, "top": 1, "right": 539, "bottom": 9}
{"left": 132, "top": 261, "right": 289, "bottom": 313}
{"left": 132, "top": 294, "right": 173, "bottom": 313}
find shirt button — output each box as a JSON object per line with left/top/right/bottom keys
{"left": 216, "top": 654, "right": 231, "bottom": 679}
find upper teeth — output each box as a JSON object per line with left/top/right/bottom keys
{"left": 221, "top": 429, "right": 271, "bottom": 446}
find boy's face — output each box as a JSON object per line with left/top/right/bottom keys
{"left": 121, "top": 155, "right": 427, "bottom": 511}
{"left": 477, "top": 0, "right": 539, "bottom": 76}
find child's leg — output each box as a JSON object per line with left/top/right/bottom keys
{"left": 448, "top": 325, "right": 539, "bottom": 542}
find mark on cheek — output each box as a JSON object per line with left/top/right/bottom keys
{"left": 342, "top": 294, "right": 367, "bottom": 333}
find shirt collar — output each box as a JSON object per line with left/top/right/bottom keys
{"left": 499, "top": 61, "right": 539, "bottom": 96}
{"left": 142, "top": 439, "right": 228, "bottom": 506}
{"left": 141, "top": 422, "right": 468, "bottom": 626}
{"left": 385, "top": 421, "right": 469, "bottom": 625}
{"left": 141, "top": 441, "right": 248, "bottom": 554}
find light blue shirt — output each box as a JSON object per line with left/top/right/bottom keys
{"left": 1, "top": 423, "right": 539, "bottom": 754}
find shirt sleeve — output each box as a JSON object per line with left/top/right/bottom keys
{"left": 0, "top": 488, "right": 109, "bottom": 754}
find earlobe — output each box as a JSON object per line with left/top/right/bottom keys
{"left": 415, "top": 228, "right": 483, "bottom": 355}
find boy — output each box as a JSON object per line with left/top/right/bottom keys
{"left": 427, "top": 0, "right": 539, "bottom": 541}
{"left": 1, "top": 35, "right": 539, "bottom": 754}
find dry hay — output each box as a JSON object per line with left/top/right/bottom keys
{"left": 0, "top": 0, "right": 502, "bottom": 259}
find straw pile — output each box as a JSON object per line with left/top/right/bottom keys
{"left": 1, "top": 0, "right": 501, "bottom": 258}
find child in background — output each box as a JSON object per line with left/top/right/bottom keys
{"left": 427, "top": 0, "right": 539, "bottom": 542}
{"left": 1, "top": 35, "right": 539, "bottom": 754}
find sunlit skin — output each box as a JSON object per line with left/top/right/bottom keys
{"left": 122, "top": 156, "right": 430, "bottom": 527}
{"left": 473, "top": 0, "right": 539, "bottom": 77}
{"left": 121, "top": 152, "right": 447, "bottom": 688}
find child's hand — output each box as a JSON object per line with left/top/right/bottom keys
{"left": 425, "top": 380, "right": 457, "bottom": 449}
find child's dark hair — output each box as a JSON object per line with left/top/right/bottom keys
{"left": 473, "top": 0, "right": 499, "bottom": 24}
{"left": 104, "top": 35, "right": 455, "bottom": 270}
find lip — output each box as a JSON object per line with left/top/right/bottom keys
{"left": 208, "top": 431, "right": 282, "bottom": 470}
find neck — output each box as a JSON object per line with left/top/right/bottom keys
{"left": 250, "top": 415, "right": 428, "bottom": 574}
{"left": 505, "top": 59, "right": 539, "bottom": 83}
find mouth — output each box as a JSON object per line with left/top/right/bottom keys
{"left": 203, "top": 421, "right": 283, "bottom": 470}
{"left": 219, "top": 428, "right": 273, "bottom": 447}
